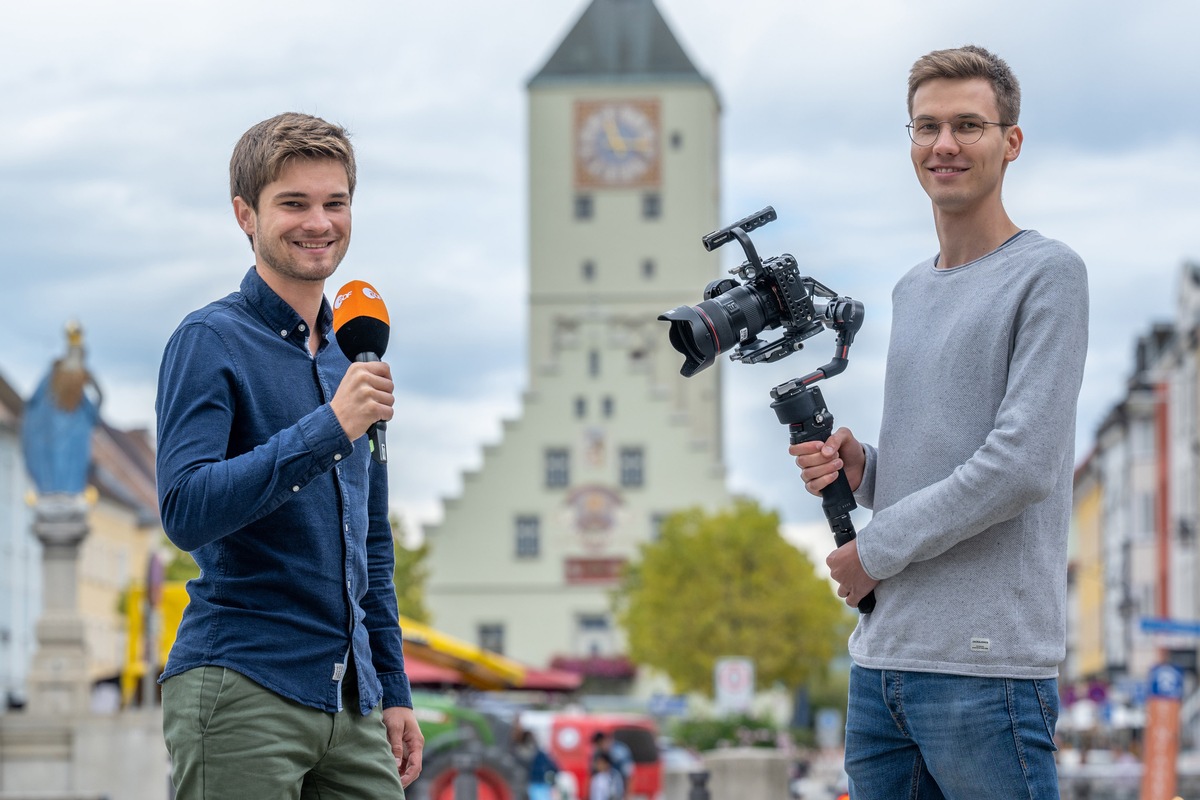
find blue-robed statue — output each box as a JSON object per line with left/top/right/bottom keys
{"left": 21, "top": 321, "right": 103, "bottom": 496}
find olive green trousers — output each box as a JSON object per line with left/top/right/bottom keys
{"left": 163, "top": 666, "right": 404, "bottom": 799}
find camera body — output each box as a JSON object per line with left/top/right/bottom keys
{"left": 658, "top": 206, "right": 863, "bottom": 383}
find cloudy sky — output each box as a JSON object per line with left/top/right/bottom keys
{"left": 5, "top": 0, "right": 1198, "bottom": 546}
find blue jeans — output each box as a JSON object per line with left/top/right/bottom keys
{"left": 845, "top": 664, "right": 1059, "bottom": 799}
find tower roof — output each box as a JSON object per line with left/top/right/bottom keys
{"left": 528, "top": 0, "right": 709, "bottom": 87}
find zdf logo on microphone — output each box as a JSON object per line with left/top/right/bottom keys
{"left": 333, "top": 284, "right": 379, "bottom": 310}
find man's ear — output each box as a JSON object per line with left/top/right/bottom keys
{"left": 1005, "top": 124, "right": 1024, "bottom": 164}
{"left": 233, "top": 196, "right": 256, "bottom": 235}
{"left": 232, "top": 195, "right": 257, "bottom": 248}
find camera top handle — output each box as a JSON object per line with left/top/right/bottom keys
{"left": 701, "top": 206, "right": 778, "bottom": 269}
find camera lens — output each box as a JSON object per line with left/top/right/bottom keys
{"left": 658, "top": 283, "right": 778, "bottom": 377}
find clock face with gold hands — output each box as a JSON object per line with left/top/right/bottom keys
{"left": 574, "top": 99, "right": 661, "bottom": 188}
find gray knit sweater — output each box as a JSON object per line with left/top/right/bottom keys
{"left": 850, "top": 230, "right": 1089, "bottom": 679}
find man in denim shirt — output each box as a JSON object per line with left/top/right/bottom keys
{"left": 156, "top": 112, "right": 423, "bottom": 798}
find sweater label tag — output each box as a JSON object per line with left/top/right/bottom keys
{"left": 332, "top": 663, "right": 346, "bottom": 681}
{"left": 970, "top": 637, "right": 991, "bottom": 653}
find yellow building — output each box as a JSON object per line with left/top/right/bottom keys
{"left": 78, "top": 422, "right": 161, "bottom": 690}
{"left": 1070, "top": 452, "right": 1106, "bottom": 681}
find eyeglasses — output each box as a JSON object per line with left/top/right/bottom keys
{"left": 906, "top": 116, "right": 1011, "bottom": 146}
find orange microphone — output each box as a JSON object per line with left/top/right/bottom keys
{"left": 332, "top": 280, "right": 390, "bottom": 463}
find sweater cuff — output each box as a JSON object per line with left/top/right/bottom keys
{"left": 853, "top": 442, "right": 878, "bottom": 509}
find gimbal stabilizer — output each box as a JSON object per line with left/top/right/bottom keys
{"left": 661, "top": 207, "right": 875, "bottom": 613}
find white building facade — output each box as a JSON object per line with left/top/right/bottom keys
{"left": 424, "top": 0, "right": 731, "bottom": 669}
{"left": 0, "top": 378, "right": 39, "bottom": 712}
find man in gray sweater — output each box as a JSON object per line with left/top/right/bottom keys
{"left": 791, "top": 46, "right": 1088, "bottom": 798}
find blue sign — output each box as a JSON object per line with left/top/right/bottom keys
{"left": 1139, "top": 617, "right": 1200, "bottom": 637}
{"left": 647, "top": 694, "right": 688, "bottom": 717}
{"left": 1149, "top": 664, "right": 1185, "bottom": 701}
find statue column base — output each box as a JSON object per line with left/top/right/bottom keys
{"left": 25, "top": 495, "right": 92, "bottom": 717}
{"left": 26, "top": 616, "right": 92, "bottom": 717}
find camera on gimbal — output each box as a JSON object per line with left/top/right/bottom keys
{"left": 657, "top": 207, "right": 876, "bottom": 613}
{"left": 658, "top": 207, "right": 863, "bottom": 384}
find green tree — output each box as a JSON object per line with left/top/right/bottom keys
{"left": 163, "top": 544, "right": 200, "bottom": 581}
{"left": 391, "top": 514, "right": 432, "bottom": 623}
{"left": 615, "top": 498, "right": 850, "bottom": 695}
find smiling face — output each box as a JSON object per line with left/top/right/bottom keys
{"left": 233, "top": 156, "right": 352, "bottom": 288}
{"left": 910, "top": 77, "right": 1022, "bottom": 218}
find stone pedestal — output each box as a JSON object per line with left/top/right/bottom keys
{"left": 25, "top": 496, "right": 91, "bottom": 717}
{"left": 0, "top": 709, "right": 169, "bottom": 800}
{"left": 701, "top": 747, "right": 791, "bottom": 799}
{"left": 0, "top": 497, "right": 170, "bottom": 800}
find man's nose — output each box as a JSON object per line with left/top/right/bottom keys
{"left": 932, "top": 122, "right": 961, "bottom": 152}
{"left": 301, "top": 206, "right": 332, "bottom": 230}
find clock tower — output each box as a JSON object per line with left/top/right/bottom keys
{"left": 424, "top": 0, "right": 729, "bottom": 673}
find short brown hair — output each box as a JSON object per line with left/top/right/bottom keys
{"left": 229, "top": 112, "right": 356, "bottom": 211}
{"left": 907, "top": 45, "right": 1020, "bottom": 125}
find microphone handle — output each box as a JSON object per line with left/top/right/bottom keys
{"left": 355, "top": 352, "right": 387, "bottom": 464}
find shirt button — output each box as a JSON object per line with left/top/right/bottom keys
{"left": 299, "top": 323, "right": 307, "bottom": 332}
{"left": 292, "top": 485, "right": 300, "bottom": 492}
{"left": 333, "top": 453, "right": 342, "bottom": 462}
{"left": 280, "top": 329, "right": 288, "bottom": 337}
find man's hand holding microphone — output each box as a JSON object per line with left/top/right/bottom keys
{"left": 331, "top": 280, "right": 392, "bottom": 462}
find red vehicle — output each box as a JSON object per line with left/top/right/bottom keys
{"left": 547, "top": 713, "right": 662, "bottom": 800}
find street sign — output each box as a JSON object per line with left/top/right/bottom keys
{"left": 1141, "top": 663, "right": 1183, "bottom": 800}
{"left": 647, "top": 694, "right": 688, "bottom": 717}
{"left": 815, "top": 708, "right": 843, "bottom": 750}
{"left": 714, "top": 657, "right": 754, "bottom": 714}
{"left": 1139, "top": 617, "right": 1200, "bottom": 638}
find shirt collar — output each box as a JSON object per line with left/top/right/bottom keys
{"left": 239, "top": 267, "right": 335, "bottom": 343}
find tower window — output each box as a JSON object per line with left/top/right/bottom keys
{"left": 478, "top": 623, "right": 505, "bottom": 655}
{"left": 620, "top": 446, "right": 645, "bottom": 488}
{"left": 515, "top": 515, "right": 541, "bottom": 558}
{"left": 588, "top": 350, "right": 601, "bottom": 377}
{"left": 670, "top": 131, "right": 683, "bottom": 150}
{"left": 545, "top": 448, "right": 570, "bottom": 488}
{"left": 650, "top": 513, "right": 668, "bottom": 541}
{"left": 575, "top": 613, "right": 613, "bottom": 656}
{"left": 642, "top": 259, "right": 655, "bottom": 279}
{"left": 642, "top": 193, "right": 661, "bottom": 219}
{"left": 575, "top": 396, "right": 587, "bottom": 418}
{"left": 575, "top": 194, "right": 594, "bottom": 220}
{"left": 602, "top": 396, "right": 615, "bottom": 418}
{"left": 582, "top": 260, "right": 596, "bottom": 281}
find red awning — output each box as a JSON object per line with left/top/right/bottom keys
{"left": 405, "top": 654, "right": 582, "bottom": 691}
{"left": 405, "top": 655, "right": 465, "bottom": 686}
{"left": 517, "top": 667, "right": 583, "bottom": 692}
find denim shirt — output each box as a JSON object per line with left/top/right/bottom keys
{"left": 155, "top": 267, "right": 411, "bottom": 714}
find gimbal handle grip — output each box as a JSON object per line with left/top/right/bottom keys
{"left": 772, "top": 383, "right": 876, "bottom": 614}
{"left": 820, "top": 471, "right": 876, "bottom": 615}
